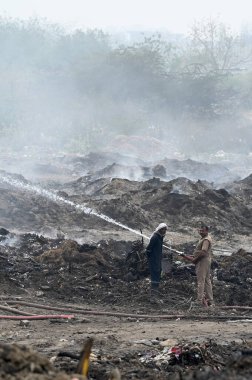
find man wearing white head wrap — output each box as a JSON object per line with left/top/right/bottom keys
{"left": 146, "top": 223, "right": 168, "bottom": 304}
{"left": 154, "top": 223, "right": 168, "bottom": 234}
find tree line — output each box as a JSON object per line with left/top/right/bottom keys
{"left": 0, "top": 17, "right": 251, "bottom": 153}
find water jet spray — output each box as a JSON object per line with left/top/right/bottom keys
{"left": 0, "top": 171, "right": 152, "bottom": 241}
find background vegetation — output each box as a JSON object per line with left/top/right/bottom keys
{"left": 0, "top": 17, "right": 252, "bottom": 156}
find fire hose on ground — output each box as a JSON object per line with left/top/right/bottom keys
{"left": 0, "top": 303, "right": 75, "bottom": 319}
{"left": 0, "top": 314, "right": 75, "bottom": 320}
{"left": 1, "top": 300, "right": 252, "bottom": 321}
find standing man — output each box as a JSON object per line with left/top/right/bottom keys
{"left": 146, "top": 223, "right": 168, "bottom": 304}
{"left": 183, "top": 225, "right": 214, "bottom": 307}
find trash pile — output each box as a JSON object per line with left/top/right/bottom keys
{"left": 57, "top": 339, "right": 252, "bottom": 379}
{"left": 0, "top": 343, "right": 83, "bottom": 380}
{"left": 124, "top": 239, "right": 149, "bottom": 281}
{"left": 137, "top": 339, "right": 252, "bottom": 379}
{"left": 0, "top": 229, "right": 132, "bottom": 302}
{"left": 226, "top": 173, "right": 252, "bottom": 206}
{"left": 83, "top": 152, "right": 231, "bottom": 183}
{"left": 1, "top": 167, "right": 252, "bottom": 237}
{"left": 1, "top": 339, "right": 250, "bottom": 380}
{"left": 139, "top": 341, "right": 206, "bottom": 369}
{"left": 0, "top": 228, "right": 251, "bottom": 311}
{"left": 62, "top": 174, "right": 252, "bottom": 234}
{"left": 216, "top": 249, "right": 252, "bottom": 305}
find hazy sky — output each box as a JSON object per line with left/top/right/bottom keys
{"left": 1, "top": 0, "right": 252, "bottom": 34}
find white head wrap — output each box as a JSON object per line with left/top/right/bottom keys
{"left": 154, "top": 223, "right": 168, "bottom": 232}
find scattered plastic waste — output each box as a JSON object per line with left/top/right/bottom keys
{"left": 140, "top": 341, "right": 206, "bottom": 369}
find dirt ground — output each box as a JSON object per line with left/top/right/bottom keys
{"left": 0, "top": 151, "right": 252, "bottom": 379}
{"left": 0, "top": 296, "right": 251, "bottom": 379}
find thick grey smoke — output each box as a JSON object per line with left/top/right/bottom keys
{"left": 0, "top": 17, "right": 252, "bottom": 179}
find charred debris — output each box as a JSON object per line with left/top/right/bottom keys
{"left": 0, "top": 152, "right": 252, "bottom": 379}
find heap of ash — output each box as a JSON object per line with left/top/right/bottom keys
{"left": 0, "top": 229, "right": 251, "bottom": 308}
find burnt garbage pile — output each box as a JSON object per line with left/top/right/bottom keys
{"left": 61, "top": 151, "right": 145, "bottom": 175}
{"left": 216, "top": 249, "right": 252, "bottom": 305}
{"left": 55, "top": 339, "right": 252, "bottom": 380}
{"left": 0, "top": 340, "right": 251, "bottom": 380}
{"left": 0, "top": 230, "right": 62, "bottom": 293}
{"left": 60, "top": 152, "right": 231, "bottom": 184}
{"left": 137, "top": 340, "right": 252, "bottom": 380}
{"left": 1, "top": 229, "right": 251, "bottom": 308}
{"left": 1, "top": 168, "right": 252, "bottom": 237}
{"left": 140, "top": 178, "right": 252, "bottom": 232}
{"left": 73, "top": 176, "right": 252, "bottom": 234}
{"left": 124, "top": 238, "right": 149, "bottom": 281}
{"left": 0, "top": 230, "right": 193, "bottom": 307}
{"left": 0, "top": 343, "right": 75, "bottom": 380}
{"left": 160, "top": 247, "right": 252, "bottom": 307}
{"left": 0, "top": 230, "right": 132, "bottom": 300}
{"left": 225, "top": 173, "right": 252, "bottom": 206}
{"left": 156, "top": 157, "right": 230, "bottom": 183}
{"left": 37, "top": 238, "right": 128, "bottom": 299}
{"left": 166, "top": 349, "right": 252, "bottom": 380}
{"left": 162, "top": 349, "right": 252, "bottom": 380}
{"left": 0, "top": 230, "right": 150, "bottom": 305}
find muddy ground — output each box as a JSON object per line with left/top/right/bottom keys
{"left": 0, "top": 151, "right": 251, "bottom": 379}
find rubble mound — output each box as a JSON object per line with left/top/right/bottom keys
{"left": 1, "top": 167, "right": 252, "bottom": 237}
{"left": 158, "top": 158, "right": 229, "bottom": 182}
{"left": 62, "top": 151, "right": 145, "bottom": 175}
{"left": 38, "top": 240, "right": 80, "bottom": 266}
{"left": 225, "top": 173, "right": 252, "bottom": 206}
{"left": 168, "top": 178, "right": 210, "bottom": 195}
{"left": 216, "top": 249, "right": 252, "bottom": 305}
{"left": 169, "top": 354, "right": 252, "bottom": 380}
{"left": 0, "top": 231, "right": 251, "bottom": 308}
{"left": 63, "top": 175, "right": 252, "bottom": 234}
{"left": 0, "top": 339, "right": 251, "bottom": 380}
{"left": 219, "top": 249, "right": 252, "bottom": 281}
{"left": 0, "top": 343, "right": 75, "bottom": 380}
{"left": 137, "top": 340, "right": 252, "bottom": 380}
{"left": 38, "top": 239, "right": 111, "bottom": 271}
{"left": 58, "top": 152, "right": 232, "bottom": 184}
{"left": 94, "top": 177, "right": 141, "bottom": 196}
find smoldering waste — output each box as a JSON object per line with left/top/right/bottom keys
{"left": 0, "top": 230, "right": 252, "bottom": 379}
{"left": 0, "top": 230, "right": 251, "bottom": 306}
{"left": 0, "top": 335, "right": 251, "bottom": 379}
{"left": 0, "top": 155, "right": 251, "bottom": 379}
